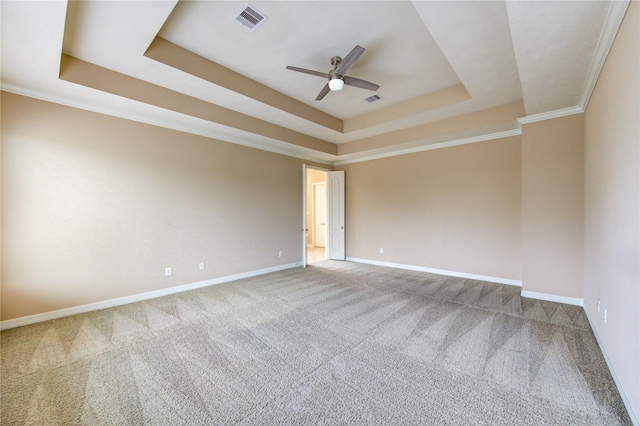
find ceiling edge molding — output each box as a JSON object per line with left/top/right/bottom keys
{"left": 0, "top": 84, "right": 335, "bottom": 166}
{"left": 517, "top": 106, "right": 584, "bottom": 125}
{"left": 334, "top": 129, "right": 522, "bottom": 166}
{"left": 339, "top": 100, "right": 525, "bottom": 156}
{"left": 579, "top": 0, "right": 630, "bottom": 109}
{"left": 1, "top": 84, "right": 523, "bottom": 168}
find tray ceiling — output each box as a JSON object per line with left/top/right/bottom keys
{"left": 1, "top": 1, "right": 628, "bottom": 164}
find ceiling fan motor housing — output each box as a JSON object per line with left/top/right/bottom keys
{"left": 329, "top": 57, "right": 344, "bottom": 91}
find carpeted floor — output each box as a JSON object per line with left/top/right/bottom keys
{"left": 1, "top": 261, "right": 632, "bottom": 425}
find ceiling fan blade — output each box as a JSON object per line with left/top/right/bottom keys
{"left": 315, "top": 83, "right": 331, "bottom": 101}
{"left": 286, "top": 66, "right": 331, "bottom": 79}
{"left": 335, "top": 45, "right": 365, "bottom": 75}
{"left": 343, "top": 76, "right": 380, "bottom": 91}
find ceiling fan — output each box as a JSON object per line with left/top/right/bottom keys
{"left": 286, "top": 45, "right": 380, "bottom": 101}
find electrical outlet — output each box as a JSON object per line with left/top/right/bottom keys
{"left": 603, "top": 309, "right": 607, "bottom": 324}
{"left": 380, "top": 248, "right": 384, "bottom": 254}
{"left": 278, "top": 250, "right": 283, "bottom": 258}
{"left": 199, "top": 262, "right": 205, "bottom": 270}
{"left": 165, "top": 267, "right": 172, "bottom": 276}
{"left": 597, "top": 299, "right": 600, "bottom": 312}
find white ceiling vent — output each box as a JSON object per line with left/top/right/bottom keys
{"left": 364, "top": 94, "right": 384, "bottom": 103}
{"left": 233, "top": 3, "right": 268, "bottom": 32}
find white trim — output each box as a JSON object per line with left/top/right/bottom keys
{"left": 334, "top": 129, "right": 522, "bottom": 166}
{"left": 579, "top": 0, "right": 630, "bottom": 109}
{"left": 346, "top": 257, "right": 522, "bottom": 287}
{"left": 1, "top": 84, "right": 335, "bottom": 166}
{"left": 520, "top": 290, "right": 584, "bottom": 307}
{"left": 0, "top": 262, "right": 301, "bottom": 330}
{"left": 583, "top": 305, "right": 640, "bottom": 426}
{"left": 517, "top": 106, "right": 584, "bottom": 125}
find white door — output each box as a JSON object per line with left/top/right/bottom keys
{"left": 326, "top": 170, "right": 345, "bottom": 260}
{"left": 313, "top": 183, "right": 326, "bottom": 247}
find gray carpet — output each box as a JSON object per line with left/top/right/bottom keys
{"left": 1, "top": 261, "right": 631, "bottom": 425}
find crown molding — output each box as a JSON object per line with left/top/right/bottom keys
{"left": 518, "top": 1, "right": 629, "bottom": 127}
{"left": 517, "top": 106, "right": 584, "bottom": 125}
{"left": 2, "top": 84, "right": 526, "bottom": 167}
{"left": 334, "top": 128, "right": 522, "bottom": 166}
{"left": 1, "top": 84, "right": 335, "bottom": 166}
{"left": 579, "top": 0, "right": 631, "bottom": 109}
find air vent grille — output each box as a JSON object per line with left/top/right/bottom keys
{"left": 233, "top": 3, "right": 268, "bottom": 32}
{"left": 364, "top": 94, "right": 383, "bottom": 103}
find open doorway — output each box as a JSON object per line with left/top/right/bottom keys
{"left": 305, "top": 168, "right": 327, "bottom": 265}
{"left": 302, "top": 165, "right": 345, "bottom": 267}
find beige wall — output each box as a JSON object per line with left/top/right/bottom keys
{"left": 1, "top": 92, "right": 308, "bottom": 320}
{"left": 337, "top": 137, "right": 522, "bottom": 281}
{"left": 521, "top": 114, "right": 585, "bottom": 298}
{"left": 584, "top": 1, "right": 639, "bottom": 418}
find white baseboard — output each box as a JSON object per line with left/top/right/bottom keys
{"left": 520, "top": 290, "right": 584, "bottom": 307}
{"left": 346, "top": 257, "right": 522, "bottom": 287}
{"left": 583, "top": 304, "right": 640, "bottom": 425}
{"left": 0, "top": 262, "right": 302, "bottom": 331}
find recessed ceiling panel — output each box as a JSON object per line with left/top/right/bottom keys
{"left": 412, "top": 1, "right": 523, "bottom": 108}
{"left": 158, "top": 1, "right": 461, "bottom": 119}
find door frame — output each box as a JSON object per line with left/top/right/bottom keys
{"left": 302, "top": 164, "right": 331, "bottom": 268}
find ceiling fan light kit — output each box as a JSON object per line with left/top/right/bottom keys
{"left": 328, "top": 76, "right": 344, "bottom": 91}
{"left": 286, "top": 45, "right": 380, "bottom": 101}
